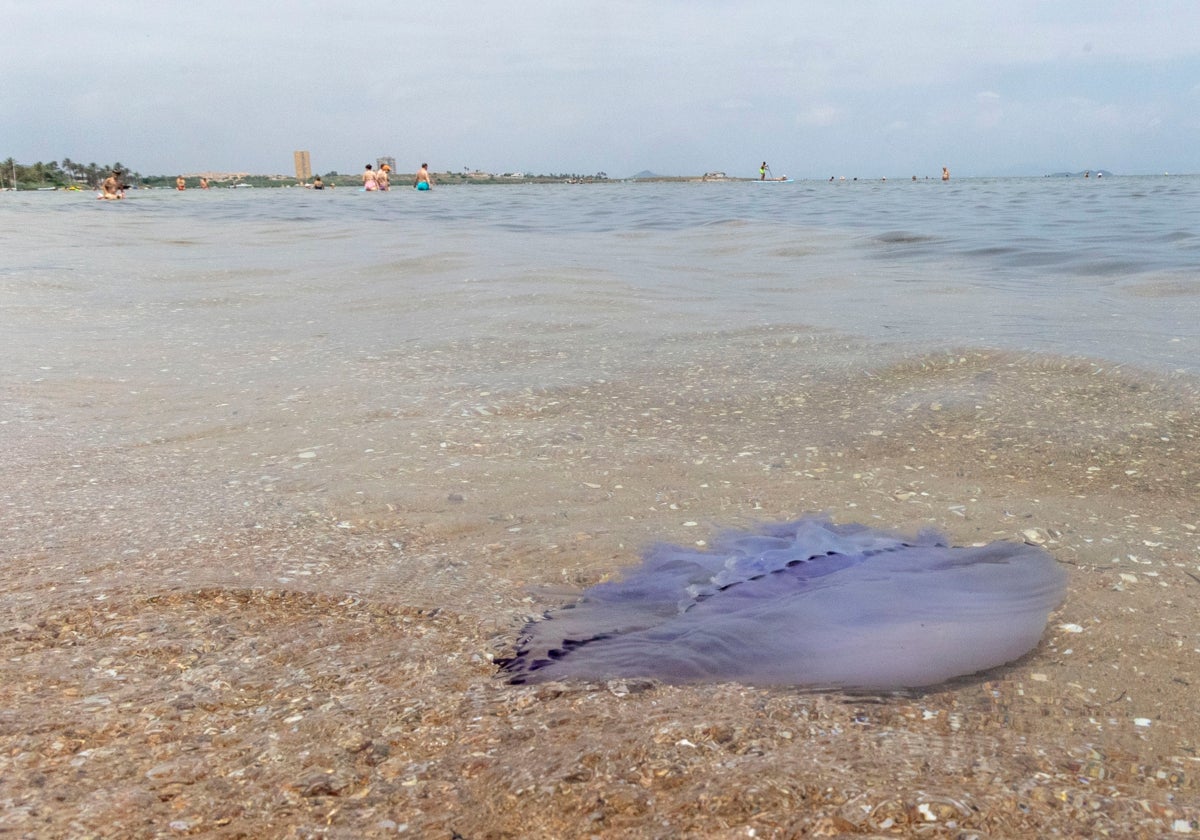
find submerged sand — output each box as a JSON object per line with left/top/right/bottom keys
{"left": 2, "top": 329, "right": 1198, "bottom": 838}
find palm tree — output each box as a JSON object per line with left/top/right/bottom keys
{"left": 2, "top": 158, "right": 15, "bottom": 190}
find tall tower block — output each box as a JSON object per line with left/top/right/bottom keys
{"left": 293, "top": 151, "right": 312, "bottom": 181}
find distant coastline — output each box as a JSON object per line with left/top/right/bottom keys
{"left": 1, "top": 160, "right": 618, "bottom": 191}
{"left": 10, "top": 157, "right": 1196, "bottom": 192}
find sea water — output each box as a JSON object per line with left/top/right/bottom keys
{"left": 1, "top": 176, "right": 1197, "bottom": 599}
{"left": 3, "top": 178, "right": 1199, "bottom": 839}
{"left": 2, "top": 176, "right": 1196, "bottom": 382}
{"left": 4, "top": 178, "right": 1195, "bottom": 381}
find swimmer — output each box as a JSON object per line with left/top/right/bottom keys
{"left": 312, "top": 175, "right": 324, "bottom": 190}
{"left": 176, "top": 176, "right": 186, "bottom": 191}
{"left": 100, "top": 170, "right": 124, "bottom": 200}
{"left": 363, "top": 164, "right": 378, "bottom": 191}
{"left": 414, "top": 163, "right": 433, "bottom": 190}
{"left": 942, "top": 166, "right": 950, "bottom": 181}
{"left": 377, "top": 164, "right": 390, "bottom": 191}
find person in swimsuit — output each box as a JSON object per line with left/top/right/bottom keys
{"left": 942, "top": 166, "right": 950, "bottom": 181}
{"left": 414, "top": 163, "right": 433, "bottom": 190}
{"left": 377, "top": 164, "right": 390, "bottom": 191}
{"left": 363, "top": 164, "right": 378, "bottom": 191}
{"left": 312, "top": 175, "right": 324, "bottom": 190}
{"left": 176, "top": 176, "right": 186, "bottom": 191}
{"left": 100, "top": 170, "right": 124, "bottom": 200}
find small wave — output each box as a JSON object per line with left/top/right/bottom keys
{"left": 959, "top": 246, "right": 1022, "bottom": 258}
{"left": 871, "top": 230, "right": 939, "bottom": 245}
{"left": 1121, "top": 276, "right": 1199, "bottom": 298}
{"left": 1156, "top": 230, "right": 1196, "bottom": 243}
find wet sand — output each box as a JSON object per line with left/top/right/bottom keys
{"left": 2, "top": 327, "right": 1199, "bottom": 837}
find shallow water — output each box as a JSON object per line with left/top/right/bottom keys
{"left": 3, "top": 176, "right": 1197, "bottom": 384}
{"left": 3, "top": 177, "right": 1198, "bottom": 590}
{"left": 2, "top": 176, "right": 1198, "bottom": 610}
{"left": 2, "top": 179, "right": 1199, "bottom": 836}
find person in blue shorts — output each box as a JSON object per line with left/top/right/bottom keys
{"left": 415, "top": 163, "right": 433, "bottom": 190}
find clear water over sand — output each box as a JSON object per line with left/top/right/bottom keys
{"left": 1, "top": 179, "right": 1198, "bottom": 836}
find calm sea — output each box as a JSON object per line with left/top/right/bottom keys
{"left": 2, "top": 176, "right": 1198, "bottom": 381}
{"left": 4, "top": 178, "right": 1199, "bottom": 840}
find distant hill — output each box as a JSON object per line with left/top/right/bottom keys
{"left": 630, "top": 170, "right": 661, "bottom": 179}
{"left": 1045, "top": 170, "right": 1115, "bottom": 178}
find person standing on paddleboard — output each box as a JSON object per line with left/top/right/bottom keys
{"left": 760, "top": 161, "right": 768, "bottom": 181}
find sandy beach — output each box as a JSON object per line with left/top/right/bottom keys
{"left": 3, "top": 322, "right": 1198, "bottom": 837}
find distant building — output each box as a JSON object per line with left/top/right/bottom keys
{"left": 293, "top": 151, "right": 312, "bottom": 181}
{"left": 376, "top": 156, "right": 396, "bottom": 173}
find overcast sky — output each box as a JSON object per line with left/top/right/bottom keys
{"left": 6, "top": 1, "right": 1199, "bottom": 178}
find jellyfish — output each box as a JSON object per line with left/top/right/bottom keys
{"left": 499, "top": 516, "right": 1066, "bottom": 689}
